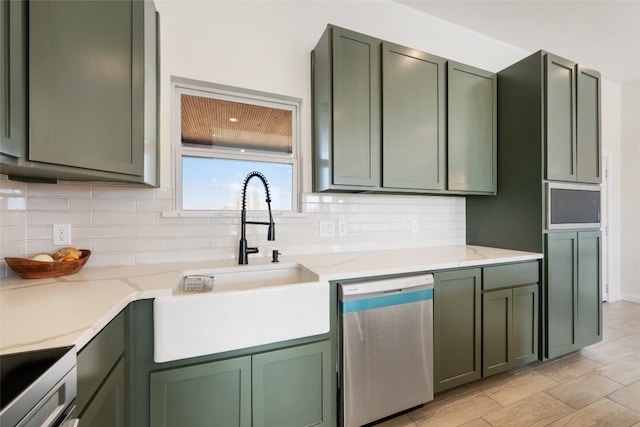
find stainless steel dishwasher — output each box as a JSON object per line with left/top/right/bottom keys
{"left": 339, "top": 273, "right": 434, "bottom": 427}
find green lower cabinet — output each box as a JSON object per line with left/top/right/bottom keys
{"left": 77, "top": 310, "right": 125, "bottom": 427}
{"left": 78, "top": 358, "right": 126, "bottom": 427}
{"left": 576, "top": 231, "right": 603, "bottom": 347}
{"left": 434, "top": 268, "right": 482, "bottom": 393}
{"left": 253, "top": 340, "right": 332, "bottom": 427}
{"left": 512, "top": 284, "right": 539, "bottom": 366}
{"left": 150, "top": 356, "right": 252, "bottom": 427}
{"left": 482, "top": 288, "right": 513, "bottom": 376}
{"left": 149, "top": 341, "right": 331, "bottom": 427}
{"left": 482, "top": 284, "right": 539, "bottom": 377}
{"left": 546, "top": 231, "right": 602, "bottom": 359}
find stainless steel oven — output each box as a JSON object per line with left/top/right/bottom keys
{"left": 0, "top": 346, "right": 78, "bottom": 427}
{"left": 547, "top": 182, "right": 601, "bottom": 229}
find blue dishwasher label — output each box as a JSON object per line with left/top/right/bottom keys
{"left": 340, "top": 288, "right": 433, "bottom": 314}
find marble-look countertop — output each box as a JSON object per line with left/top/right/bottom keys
{"left": 0, "top": 245, "right": 541, "bottom": 355}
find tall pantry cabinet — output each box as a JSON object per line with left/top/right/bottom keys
{"left": 466, "top": 50, "right": 602, "bottom": 360}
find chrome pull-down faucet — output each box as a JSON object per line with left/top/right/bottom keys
{"left": 238, "top": 171, "right": 275, "bottom": 264}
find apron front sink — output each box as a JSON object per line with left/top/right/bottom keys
{"left": 153, "top": 263, "right": 329, "bottom": 362}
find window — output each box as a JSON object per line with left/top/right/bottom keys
{"left": 173, "top": 78, "right": 300, "bottom": 212}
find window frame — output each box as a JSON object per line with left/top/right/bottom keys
{"left": 172, "top": 77, "right": 301, "bottom": 213}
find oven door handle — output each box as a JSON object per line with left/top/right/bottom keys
{"left": 60, "top": 419, "right": 79, "bottom": 427}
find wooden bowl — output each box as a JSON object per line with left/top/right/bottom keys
{"left": 5, "top": 250, "right": 91, "bottom": 279}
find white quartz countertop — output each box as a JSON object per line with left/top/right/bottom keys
{"left": 0, "top": 245, "right": 541, "bottom": 355}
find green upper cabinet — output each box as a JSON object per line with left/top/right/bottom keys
{"left": 382, "top": 42, "right": 446, "bottom": 191}
{"left": 545, "top": 54, "right": 577, "bottom": 182}
{"left": 312, "top": 24, "right": 496, "bottom": 195}
{"left": 1, "top": 0, "right": 158, "bottom": 185}
{"left": 576, "top": 65, "right": 602, "bottom": 183}
{"left": 313, "top": 25, "right": 381, "bottom": 191}
{"left": 0, "top": 0, "right": 26, "bottom": 159}
{"left": 447, "top": 62, "right": 497, "bottom": 194}
{"left": 545, "top": 53, "right": 601, "bottom": 184}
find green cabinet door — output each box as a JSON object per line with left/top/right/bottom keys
{"left": 77, "top": 310, "right": 125, "bottom": 426}
{"left": 512, "top": 284, "right": 539, "bottom": 366}
{"left": 546, "top": 231, "right": 578, "bottom": 358}
{"left": 77, "top": 311, "right": 125, "bottom": 415}
{"left": 545, "top": 54, "right": 577, "bottom": 182}
{"left": 434, "top": 268, "right": 482, "bottom": 393}
{"left": 482, "top": 288, "right": 512, "bottom": 377}
{"left": 253, "top": 340, "right": 332, "bottom": 427}
{"left": 78, "top": 357, "right": 126, "bottom": 427}
{"left": 447, "top": 62, "right": 497, "bottom": 194}
{"left": 331, "top": 27, "right": 381, "bottom": 188}
{"left": 21, "top": 0, "right": 158, "bottom": 184}
{"left": 0, "top": 0, "right": 26, "bottom": 159}
{"left": 546, "top": 231, "right": 602, "bottom": 358}
{"left": 382, "top": 42, "right": 446, "bottom": 191}
{"left": 576, "top": 230, "right": 602, "bottom": 347}
{"left": 29, "top": 0, "right": 137, "bottom": 174}
{"left": 545, "top": 54, "right": 601, "bottom": 184}
{"left": 150, "top": 357, "right": 252, "bottom": 427}
{"left": 313, "top": 26, "right": 381, "bottom": 191}
{"left": 576, "top": 66, "right": 602, "bottom": 183}
{"left": 482, "top": 262, "right": 539, "bottom": 378}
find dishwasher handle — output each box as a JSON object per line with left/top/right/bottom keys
{"left": 340, "top": 273, "right": 433, "bottom": 298}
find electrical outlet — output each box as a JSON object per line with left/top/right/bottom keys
{"left": 53, "top": 224, "right": 71, "bottom": 246}
{"left": 338, "top": 221, "right": 348, "bottom": 236}
{"left": 319, "top": 221, "right": 336, "bottom": 237}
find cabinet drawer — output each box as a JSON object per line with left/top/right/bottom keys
{"left": 77, "top": 310, "right": 125, "bottom": 414}
{"left": 483, "top": 262, "right": 539, "bottom": 291}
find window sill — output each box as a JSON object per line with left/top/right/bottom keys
{"left": 161, "top": 210, "right": 310, "bottom": 219}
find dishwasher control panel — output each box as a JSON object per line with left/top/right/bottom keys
{"left": 340, "top": 273, "right": 434, "bottom": 296}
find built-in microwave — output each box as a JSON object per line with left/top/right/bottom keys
{"left": 546, "top": 182, "right": 601, "bottom": 230}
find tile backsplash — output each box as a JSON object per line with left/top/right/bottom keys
{"left": 0, "top": 176, "right": 465, "bottom": 277}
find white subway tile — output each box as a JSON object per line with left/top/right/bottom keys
{"left": 6, "top": 197, "right": 27, "bottom": 210}
{"left": 27, "top": 212, "right": 91, "bottom": 226}
{"left": 92, "top": 184, "right": 156, "bottom": 200}
{"left": 92, "top": 211, "right": 157, "bottom": 226}
{"left": 1, "top": 211, "right": 26, "bottom": 226}
{"left": 70, "top": 199, "right": 135, "bottom": 212}
{"left": 136, "top": 225, "right": 193, "bottom": 238}
{"left": 27, "top": 182, "right": 91, "bottom": 198}
{"left": 26, "top": 198, "right": 69, "bottom": 211}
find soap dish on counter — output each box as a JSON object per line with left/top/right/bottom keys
{"left": 4, "top": 250, "right": 91, "bottom": 279}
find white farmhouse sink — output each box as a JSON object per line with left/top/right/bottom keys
{"left": 153, "top": 263, "right": 329, "bottom": 363}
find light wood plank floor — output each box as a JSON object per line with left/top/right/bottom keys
{"left": 377, "top": 300, "right": 640, "bottom": 427}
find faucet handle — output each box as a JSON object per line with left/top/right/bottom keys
{"left": 272, "top": 249, "right": 281, "bottom": 263}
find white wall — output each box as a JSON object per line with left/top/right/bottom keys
{"left": 620, "top": 79, "right": 640, "bottom": 303}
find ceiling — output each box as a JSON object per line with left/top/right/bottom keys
{"left": 397, "top": 0, "right": 640, "bottom": 84}
{"left": 180, "top": 94, "right": 292, "bottom": 153}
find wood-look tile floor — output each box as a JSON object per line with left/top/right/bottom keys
{"left": 376, "top": 300, "right": 640, "bottom": 427}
